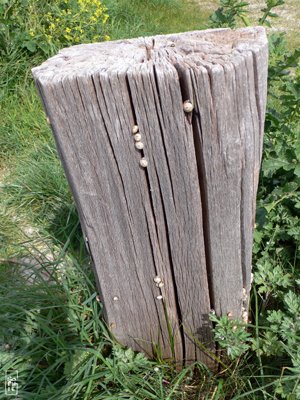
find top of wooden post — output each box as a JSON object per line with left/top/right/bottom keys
{"left": 32, "top": 27, "right": 267, "bottom": 82}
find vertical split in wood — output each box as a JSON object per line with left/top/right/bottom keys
{"left": 32, "top": 27, "right": 268, "bottom": 365}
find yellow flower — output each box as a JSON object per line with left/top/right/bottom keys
{"left": 29, "top": 30, "right": 35, "bottom": 37}
{"left": 102, "top": 14, "right": 109, "bottom": 23}
{"left": 104, "top": 34, "right": 110, "bottom": 41}
{"left": 94, "top": 9, "right": 103, "bottom": 18}
{"left": 65, "top": 27, "right": 71, "bottom": 33}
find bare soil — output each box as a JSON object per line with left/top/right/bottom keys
{"left": 196, "top": 0, "right": 300, "bottom": 47}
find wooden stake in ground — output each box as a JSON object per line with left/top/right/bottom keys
{"left": 32, "top": 27, "right": 268, "bottom": 365}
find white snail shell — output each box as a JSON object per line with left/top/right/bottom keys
{"left": 134, "top": 133, "right": 142, "bottom": 142}
{"left": 140, "top": 158, "right": 148, "bottom": 168}
{"left": 135, "top": 142, "right": 144, "bottom": 150}
{"left": 113, "top": 296, "right": 119, "bottom": 301}
{"left": 158, "top": 282, "right": 164, "bottom": 288}
{"left": 242, "top": 311, "right": 248, "bottom": 322}
{"left": 183, "top": 100, "right": 194, "bottom": 113}
{"left": 153, "top": 276, "right": 161, "bottom": 284}
{"left": 132, "top": 125, "right": 139, "bottom": 134}
{"left": 156, "top": 295, "right": 163, "bottom": 300}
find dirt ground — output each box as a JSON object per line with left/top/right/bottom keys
{"left": 197, "top": 0, "right": 300, "bottom": 47}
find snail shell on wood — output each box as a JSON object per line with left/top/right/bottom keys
{"left": 132, "top": 125, "right": 139, "bottom": 134}
{"left": 135, "top": 142, "right": 144, "bottom": 150}
{"left": 134, "top": 133, "right": 142, "bottom": 142}
{"left": 183, "top": 100, "right": 194, "bottom": 113}
{"left": 153, "top": 276, "right": 161, "bottom": 284}
{"left": 140, "top": 158, "right": 148, "bottom": 168}
{"left": 242, "top": 311, "right": 248, "bottom": 322}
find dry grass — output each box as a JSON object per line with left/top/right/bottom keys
{"left": 196, "top": 0, "right": 300, "bottom": 48}
{"left": 248, "top": 0, "right": 300, "bottom": 47}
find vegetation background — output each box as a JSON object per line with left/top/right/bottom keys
{"left": 0, "top": 0, "right": 299, "bottom": 398}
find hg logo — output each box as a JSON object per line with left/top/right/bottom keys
{"left": 5, "top": 370, "right": 19, "bottom": 396}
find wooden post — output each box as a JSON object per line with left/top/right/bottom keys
{"left": 32, "top": 27, "right": 268, "bottom": 365}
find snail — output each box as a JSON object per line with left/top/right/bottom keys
{"left": 132, "top": 125, "right": 139, "bottom": 134}
{"left": 183, "top": 100, "right": 194, "bottom": 113}
{"left": 135, "top": 142, "right": 144, "bottom": 150}
{"left": 134, "top": 133, "right": 142, "bottom": 142}
{"left": 140, "top": 158, "right": 148, "bottom": 168}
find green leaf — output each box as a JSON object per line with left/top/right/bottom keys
{"left": 268, "top": 11, "right": 279, "bottom": 18}
{"left": 22, "top": 40, "right": 36, "bottom": 52}
{"left": 294, "top": 164, "right": 300, "bottom": 177}
{"left": 263, "top": 158, "right": 294, "bottom": 175}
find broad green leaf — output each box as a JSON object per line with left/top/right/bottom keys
{"left": 22, "top": 40, "right": 36, "bottom": 52}
{"left": 263, "top": 158, "right": 294, "bottom": 175}
{"left": 294, "top": 164, "right": 300, "bottom": 177}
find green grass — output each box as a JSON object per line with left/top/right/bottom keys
{"left": 0, "top": 85, "right": 82, "bottom": 258}
{"left": 105, "top": 0, "right": 210, "bottom": 40}
{"left": 0, "top": 85, "right": 50, "bottom": 164}
{"left": 1, "top": 0, "right": 300, "bottom": 398}
{"left": 0, "top": 254, "right": 114, "bottom": 399}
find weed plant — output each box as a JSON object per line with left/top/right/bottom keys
{"left": 0, "top": 0, "right": 300, "bottom": 398}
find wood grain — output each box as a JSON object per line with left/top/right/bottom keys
{"left": 32, "top": 27, "right": 268, "bottom": 363}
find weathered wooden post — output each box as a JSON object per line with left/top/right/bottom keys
{"left": 32, "top": 27, "right": 268, "bottom": 365}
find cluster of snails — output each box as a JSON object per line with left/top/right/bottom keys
{"left": 226, "top": 287, "right": 249, "bottom": 323}
{"left": 241, "top": 287, "right": 248, "bottom": 322}
{"left": 154, "top": 275, "right": 164, "bottom": 300}
{"left": 132, "top": 125, "right": 148, "bottom": 168}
